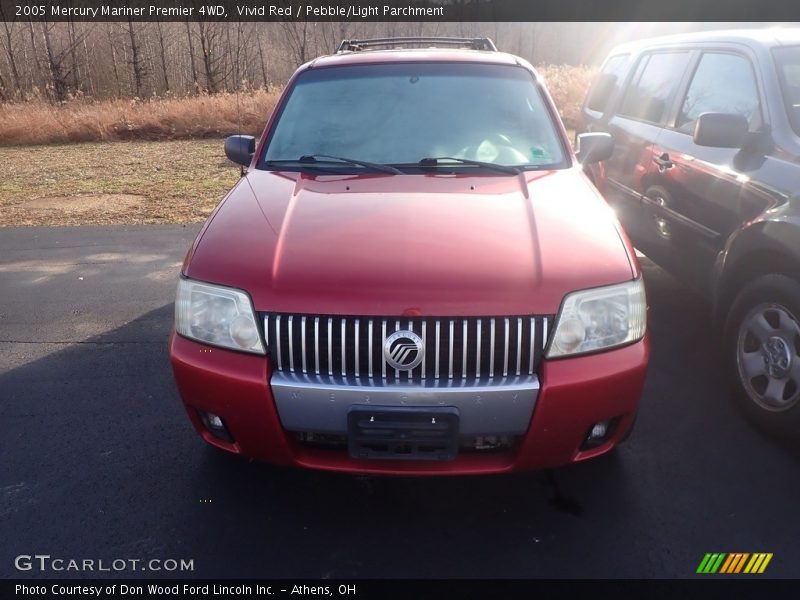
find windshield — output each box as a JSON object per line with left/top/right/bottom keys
{"left": 773, "top": 46, "right": 800, "bottom": 136}
{"left": 260, "top": 62, "right": 567, "bottom": 172}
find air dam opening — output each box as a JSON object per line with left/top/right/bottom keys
{"left": 294, "top": 432, "right": 518, "bottom": 454}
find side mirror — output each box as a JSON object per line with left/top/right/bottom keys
{"left": 693, "top": 113, "right": 748, "bottom": 148}
{"left": 224, "top": 135, "right": 256, "bottom": 166}
{"left": 576, "top": 132, "right": 614, "bottom": 164}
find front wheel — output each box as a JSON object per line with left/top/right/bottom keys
{"left": 724, "top": 274, "right": 800, "bottom": 435}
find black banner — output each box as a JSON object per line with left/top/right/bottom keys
{"left": 2, "top": 0, "right": 800, "bottom": 22}
{"left": 4, "top": 579, "right": 800, "bottom": 600}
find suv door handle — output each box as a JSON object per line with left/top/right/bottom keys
{"left": 653, "top": 152, "right": 674, "bottom": 169}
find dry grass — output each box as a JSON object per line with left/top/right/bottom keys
{"left": 537, "top": 64, "right": 596, "bottom": 130}
{"left": 0, "top": 89, "right": 280, "bottom": 146}
{"left": 0, "top": 140, "right": 240, "bottom": 226}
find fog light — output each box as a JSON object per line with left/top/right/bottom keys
{"left": 199, "top": 411, "right": 234, "bottom": 443}
{"left": 590, "top": 421, "right": 609, "bottom": 440}
{"left": 580, "top": 417, "right": 619, "bottom": 450}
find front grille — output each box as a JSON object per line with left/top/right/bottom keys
{"left": 264, "top": 314, "right": 551, "bottom": 383}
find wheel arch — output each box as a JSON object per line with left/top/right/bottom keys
{"left": 714, "top": 219, "right": 800, "bottom": 326}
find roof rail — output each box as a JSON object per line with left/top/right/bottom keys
{"left": 336, "top": 37, "right": 497, "bottom": 53}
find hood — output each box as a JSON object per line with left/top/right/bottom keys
{"left": 185, "top": 168, "right": 635, "bottom": 316}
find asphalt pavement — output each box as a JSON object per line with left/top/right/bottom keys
{"left": 1, "top": 226, "right": 798, "bottom": 579}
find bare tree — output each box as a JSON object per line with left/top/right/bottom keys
{"left": 155, "top": 21, "right": 170, "bottom": 93}
{"left": 40, "top": 22, "right": 69, "bottom": 101}
{"left": 280, "top": 21, "right": 311, "bottom": 68}
{"left": 67, "top": 16, "right": 80, "bottom": 92}
{"left": 26, "top": 19, "right": 43, "bottom": 92}
{"left": 197, "top": 22, "right": 223, "bottom": 93}
{"left": 82, "top": 34, "right": 95, "bottom": 96}
{"left": 0, "top": 7, "right": 23, "bottom": 97}
{"left": 0, "top": 68, "right": 7, "bottom": 100}
{"left": 256, "top": 28, "right": 269, "bottom": 89}
{"left": 184, "top": 20, "right": 199, "bottom": 93}
{"left": 105, "top": 23, "right": 122, "bottom": 97}
{"left": 126, "top": 19, "right": 145, "bottom": 98}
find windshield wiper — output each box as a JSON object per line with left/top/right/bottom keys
{"left": 296, "top": 154, "right": 403, "bottom": 174}
{"left": 418, "top": 156, "right": 520, "bottom": 175}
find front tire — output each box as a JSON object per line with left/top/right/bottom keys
{"left": 724, "top": 274, "right": 800, "bottom": 436}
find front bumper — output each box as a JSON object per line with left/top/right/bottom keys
{"left": 169, "top": 332, "right": 650, "bottom": 475}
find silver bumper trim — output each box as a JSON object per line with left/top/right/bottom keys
{"left": 270, "top": 372, "right": 540, "bottom": 436}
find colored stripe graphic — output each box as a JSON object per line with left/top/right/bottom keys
{"left": 696, "top": 554, "right": 713, "bottom": 574}
{"left": 710, "top": 553, "right": 726, "bottom": 573}
{"left": 733, "top": 553, "right": 750, "bottom": 573}
{"left": 700, "top": 552, "right": 773, "bottom": 574}
{"left": 744, "top": 553, "right": 773, "bottom": 574}
{"left": 719, "top": 553, "right": 749, "bottom": 573}
{"left": 719, "top": 554, "right": 736, "bottom": 574}
{"left": 697, "top": 553, "right": 727, "bottom": 573}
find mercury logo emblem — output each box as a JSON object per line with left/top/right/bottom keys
{"left": 384, "top": 330, "right": 425, "bottom": 371}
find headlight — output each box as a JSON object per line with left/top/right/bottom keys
{"left": 547, "top": 278, "right": 646, "bottom": 358}
{"left": 175, "top": 278, "right": 265, "bottom": 354}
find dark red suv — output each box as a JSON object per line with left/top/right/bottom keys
{"left": 581, "top": 29, "right": 800, "bottom": 435}
{"left": 169, "top": 37, "right": 649, "bottom": 475}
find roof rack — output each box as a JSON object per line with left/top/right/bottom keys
{"left": 336, "top": 37, "right": 497, "bottom": 53}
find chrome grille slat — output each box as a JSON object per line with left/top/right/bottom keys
{"left": 327, "top": 318, "right": 333, "bottom": 376}
{"left": 421, "top": 321, "right": 427, "bottom": 381}
{"left": 529, "top": 317, "right": 536, "bottom": 375}
{"left": 448, "top": 320, "right": 454, "bottom": 379}
{"left": 354, "top": 319, "right": 360, "bottom": 378}
{"left": 341, "top": 318, "right": 346, "bottom": 377}
{"left": 300, "top": 316, "right": 307, "bottom": 374}
{"left": 314, "top": 317, "right": 320, "bottom": 375}
{"left": 288, "top": 315, "right": 295, "bottom": 373}
{"left": 462, "top": 320, "right": 468, "bottom": 379}
{"left": 394, "top": 320, "right": 400, "bottom": 379}
{"left": 266, "top": 313, "right": 550, "bottom": 383}
{"left": 489, "top": 318, "right": 495, "bottom": 378}
{"left": 275, "top": 315, "right": 283, "bottom": 371}
{"left": 408, "top": 320, "right": 415, "bottom": 379}
{"left": 381, "top": 320, "right": 387, "bottom": 379}
{"left": 434, "top": 320, "right": 441, "bottom": 379}
{"left": 476, "top": 319, "right": 482, "bottom": 379}
{"left": 368, "top": 320, "right": 374, "bottom": 378}
{"left": 542, "top": 319, "right": 549, "bottom": 352}
{"left": 503, "top": 318, "right": 510, "bottom": 377}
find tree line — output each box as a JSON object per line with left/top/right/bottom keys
{"left": 0, "top": 19, "right": 751, "bottom": 103}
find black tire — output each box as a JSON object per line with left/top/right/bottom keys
{"left": 724, "top": 274, "right": 800, "bottom": 436}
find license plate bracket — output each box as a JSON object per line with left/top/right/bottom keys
{"left": 347, "top": 406, "right": 459, "bottom": 461}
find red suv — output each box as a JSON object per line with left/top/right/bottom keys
{"left": 169, "top": 37, "right": 650, "bottom": 475}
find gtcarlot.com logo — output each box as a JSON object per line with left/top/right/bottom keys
{"left": 14, "top": 554, "right": 194, "bottom": 573}
{"left": 696, "top": 552, "right": 773, "bottom": 574}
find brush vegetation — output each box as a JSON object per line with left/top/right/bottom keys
{"left": 0, "top": 65, "right": 593, "bottom": 147}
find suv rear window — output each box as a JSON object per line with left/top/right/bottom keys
{"left": 773, "top": 46, "right": 800, "bottom": 136}
{"left": 618, "top": 52, "right": 692, "bottom": 125}
{"left": 261, "top": 63, "right": 566, "bottom": 170}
